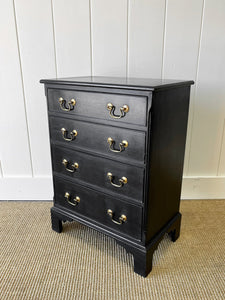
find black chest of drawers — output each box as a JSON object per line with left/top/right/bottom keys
{"left": 41, "top": 76, "right": 194, "bottom": 277}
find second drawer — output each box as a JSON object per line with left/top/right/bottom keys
{"left": 51, "top": 145, "right": 144, "bottom": 202}
{"left": 49, "top": 116, "right": 146, "bottom": 163}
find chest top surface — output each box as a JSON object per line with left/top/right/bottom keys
{"left": 40, "top": 76, "right": 194, "bottom": 90}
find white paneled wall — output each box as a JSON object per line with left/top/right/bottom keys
{"left": 162, "top": 0, "right": 204, "bottom": 175}
{"left": 0, "top": 0, "right": 225, "bottom": 200}
{"left": 91, "top": 0, "right": 128, "bottom": 76}
{"left": 52, "top": 0, "right": 91, "bottom": 77}
{"left": 188, "top": 0, "right": 225, "bottom": 176}
{"left": 0, "top": 0, "right": 32, "bottom": 177}
{"left": 128, "top": 0, "right": 165, "bottom": 78}
{"left": 14, "top": 0, "right": 56, "bottom": 176}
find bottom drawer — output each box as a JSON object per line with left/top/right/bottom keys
{"left": 53, "top": 176, "right": 142, "bottom": 240}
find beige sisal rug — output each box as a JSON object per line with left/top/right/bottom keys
{"left": 0, "top": 200, "right": 224, "bottom": 299}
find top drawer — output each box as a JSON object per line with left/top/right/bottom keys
{"left": 47, "top": 89, "right": 148, "bottom": 126}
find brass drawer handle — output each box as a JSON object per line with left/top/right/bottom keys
{"left": 107, "top": 103, "right": 129, "bottom": 119}
{"left": 107, "top": 137, "right": 128, "bottom": 153}
{"left": 65, "top": 192, "right": 80, "bottom": 206}
{"left": 61, "top": 128, "right": 78, "bottom": 141}
{"left": 107, "top": 172, "right": 127, "bottom": 188}
{"left": 59, "top": 97, "right": 76, "bottom": 111}
{"left": 62, "top": 159, "right": 79, "bottom": 173}
{"left": 107, "top": 209, "right": 127, "bottom": 225}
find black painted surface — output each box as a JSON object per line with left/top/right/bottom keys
{"left": 49, "top": 115, "right": 146, "bottom": 163}
{"left": 48, "top": 88, "right": 148, "bottom": 126}
{"left": 145, "top": 86, "right": 190, "bottom": 242}
{"left": 53, "top": 176, "right": 142, "bottom": 240}
{"left": 51, "top": 145, "right": 144, "bottom": 202}
{"left": 41, "top": 76, "right": 194, "bottom": 277}
{"left": 41, "top": 76, "right": 194, "bottom": 91}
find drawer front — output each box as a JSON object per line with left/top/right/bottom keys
{"left": 53, "top": 176, "right": 142, "bottom": 240}
{"left": 51, "top": 146, "right": 144, "bottom": 202}
{"left": 47, "top": 89, "right": 148, "bottom": 126}
{"left": 49, "top": 116, "right": 146, "bottom": 163}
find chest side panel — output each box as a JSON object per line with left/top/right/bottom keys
{"left": 144, "top": 86, "right": 191, "bottom": 242}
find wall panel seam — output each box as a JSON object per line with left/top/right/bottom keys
{"left": 0, "top": 161, "right": 3, "bottom": 177}
{"left": 217, "top": 118, "right": 225, "bottom": 175}
{"left": 126, "top": 0, "right": 130, "bottom": 77}
{"left": 89, "top": 0, "right": 93, "bottom": 76}
{"left": 161, "top": 0, "right": 168, "bottom": 79}
{"left": 50, "top": 0, "right": 58, "bottom": 78}
{"left": 186, "top": 0, "right": 205, "bottom": 175}
{"left": 12, "top": 0, "right": 34, "bottom": 177}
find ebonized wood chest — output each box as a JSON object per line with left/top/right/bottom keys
{"left": 40, "top": 76, "right": 194, "bottom": 277}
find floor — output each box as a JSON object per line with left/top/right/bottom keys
{"left": 0, "top": 200, "right": 224, "bottom": 299}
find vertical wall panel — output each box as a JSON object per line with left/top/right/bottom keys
{"left": 52, "top": 0, "right": 91, "bottom": 77}
{"left": 162, "top": 0, "right": 204, "bottom": 175}
{"left": 14, "top": 0, "right": 56, "bottom": 176}
{"left": 128, "top": 0, "right": 166, "bottom": 78}
{"left": 163, "top": 0, "right": 203, "bottom": 80}
{"left": 0, "top": 0, "right": 32, "bottom": 176}
{"left": 188, "top": 0, "right": 225, "bottom": 175}
{"left": 91, "top": 0, "right": 127, "bottom": 76}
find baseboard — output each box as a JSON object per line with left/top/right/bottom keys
{"left": 181, "top": 176, "right": 225, "bottom": 199}
{"left": 0, "top": 177, "right": 53, "bottom": 200}
{"left": 0, "top": 176, "right": 224, "bottom": 200}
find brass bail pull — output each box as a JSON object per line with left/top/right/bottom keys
{"left": 64, "top": 192, "right": 80, "bottom": 206}
{"left": 107, "top": 209, "right": 127, "bottom": 225}
{"left": 58, "top": 97, "right": 76, "bottom": 111}
{"left": 107, "top": 103, "right": 129, "bottom": 119}
{"left": 61, "top": 128, "right": 78, "bottom": 141}
{"left": 62, "top": 159, "right": 79, "bottom": 173}
{"left": 107, "top": 172, "right": 128, "bottom": 188}
{"left": 107, "top": 137, "right": 128, "bottom": 153}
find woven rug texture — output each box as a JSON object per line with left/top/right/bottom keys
{"left": 0, "top": 200, "right": 224, "bottom": 300}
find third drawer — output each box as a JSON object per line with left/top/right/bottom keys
{"left": 51, "top": 145, "right": 145, "bottom": 203}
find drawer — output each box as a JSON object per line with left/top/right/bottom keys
{"left": 49, "top": 116, "right": 146, "bottom": 163}
{"left": 51, "top": 145, "right": 144, "bottom": 202}
{"left": 47, "top": 89, "right": 148, "bottom": 126}
{"left": 53, "top": 176, "right": 142, "bottom": 240}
